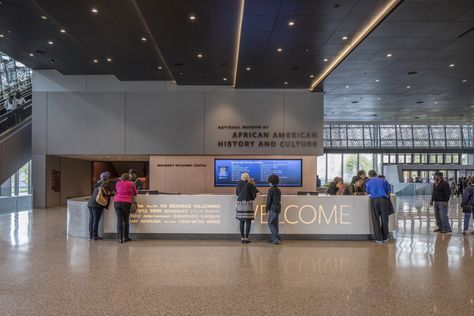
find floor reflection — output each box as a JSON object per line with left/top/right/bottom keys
{"left": 1, "top": 198, "right": 474, "bottom": 314}
{"left": 9, "top": 211, "right": 31, "bottom": 247}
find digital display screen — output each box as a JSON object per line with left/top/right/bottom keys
{"left": 214, "top": 159, "right": 302, "bottom": 187}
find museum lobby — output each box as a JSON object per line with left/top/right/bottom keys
{"left": 1, "top": 0, "right": 474, "bottom": 315}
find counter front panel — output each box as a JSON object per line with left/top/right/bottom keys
{"left": 67, "top": 194, "right": 397, "bottom": 239}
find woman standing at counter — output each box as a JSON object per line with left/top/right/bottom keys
{"left": 114, "top": 173, "right": 138, "bottom": 243}
{"left": 87, "top": 172, "right": 113, "bottom": 241}
{"left": 236, "top": 172, "right": 258, "bottom": 243}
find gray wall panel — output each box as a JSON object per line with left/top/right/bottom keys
{"left": 283, "top": 93, "right": 324, "bottom": 155}
{"left": 204, "top": 92, "right": 285, "bottom": 154}
{"left": 32, "top": 92, "right": 47, "bottom": 155}
{"left": 46, "top": 92, "right": 126, "bottom": 154}
{"left": 32, "top": 70, "right": 86, "bottom": 92}
{"left": 125, "top": 92, "right": 205, "bottom": 154}
{"left": 32, "top": 155, "right": 46, "bottom": 208}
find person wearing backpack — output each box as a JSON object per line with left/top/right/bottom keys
{"left": 87, "top": 172, "right": 113, "bottom": 241}
{"left": 461, "top": 180, "right": 474, "bottom": 235}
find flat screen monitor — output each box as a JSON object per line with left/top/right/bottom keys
{"left": 214, "top": 159, "right": 302, "bottom": 187}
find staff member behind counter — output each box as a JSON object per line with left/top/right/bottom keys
{"left": 128, "top": 169, "right": 143, "bottom": 190}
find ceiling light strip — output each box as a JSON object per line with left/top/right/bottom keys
{"left": 233, "top": 0, "right": 245, "bottom": 86}
{"left": 309, "top": 0, "right": 402, "bottom": 91}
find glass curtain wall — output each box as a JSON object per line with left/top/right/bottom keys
{"left": 0, "top": 161, "right": 31, "bottom": 197}
{"left": 0, "top": 51, "right": 32, "bottom": 99}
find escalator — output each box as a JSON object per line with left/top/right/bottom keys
{"left": 0, "top": 83, "right": 32, "bottom": 185}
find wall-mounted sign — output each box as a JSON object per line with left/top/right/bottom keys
{"left": 204, "top": 92, "right": 324, "bottom": 155}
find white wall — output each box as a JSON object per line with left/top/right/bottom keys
{"left": 32, "top": 70, "right": 324, "bottom": 156}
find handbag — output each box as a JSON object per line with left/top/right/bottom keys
{"left": 95, "top": 186, "right": 108, "bottom": 207}
{"left": 387, "top": 197, "right": 395, "bottom": 215}
{"left": 462, "top": 205, "right": 473, "bottom": 213}
{"left": 130, "top": 183, "right": 138, "bottom": 213}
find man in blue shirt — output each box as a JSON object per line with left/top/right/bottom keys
{"left": 365, "top": 170, "right": 392, "bottom": 243}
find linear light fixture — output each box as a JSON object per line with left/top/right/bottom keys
{"left": 233, "top": 0, "right": 245, "bottom": 86}
{"left": 309, "top": 0, "right": 402, "bottom": 91}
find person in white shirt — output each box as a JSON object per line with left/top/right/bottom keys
{"left": 14, "top": 91, "right": 26, "bottom": 106}
{"left": 4, "top": 94, "right": 16, "bottom": 111}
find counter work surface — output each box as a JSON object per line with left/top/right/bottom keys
{"left": 67, "top": 194, "right": 397, "bottom": 240}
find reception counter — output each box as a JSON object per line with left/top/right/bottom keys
{"left": 67, "top": 194, "right": 397, "bottom": 240}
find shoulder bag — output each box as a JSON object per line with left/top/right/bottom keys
{"left": 96, "top": 186, "right": 108, "bottom": 207}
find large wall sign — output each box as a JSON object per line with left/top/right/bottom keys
{"left": 205, "top": 92, "right": 323, "bottom": 155}
{"left": 38, "top": 89, "right": 323, "bottom": 155}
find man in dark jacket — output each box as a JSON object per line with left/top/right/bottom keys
{"left": 430, "top": 172, "right": 451, "bottom": 233}
{"left": 266, "top": 175, "right": 282, "bottom": 244}
{"left": 461, "top": 180, "right": 474, "bottom": 234}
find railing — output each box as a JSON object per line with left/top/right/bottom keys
{"left": 0, "top": 82, "right": 32, "bottom": 135}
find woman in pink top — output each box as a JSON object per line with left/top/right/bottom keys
{"left": 114, "top": 173, "right": 138, "bottom": 243}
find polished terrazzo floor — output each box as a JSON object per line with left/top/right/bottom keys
{"left": 1, "top": 196, "right": 474, "bottom": 315}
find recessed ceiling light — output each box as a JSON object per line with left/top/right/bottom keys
{"left": 106, "top": 57, "right": 112, "bottom": 62}
{"left": 189, "top": 15, "right": 196, "bottom": 21}
{"left": 462, "top": 79, "right": 467, "bottom": 83}
{"left": 41, "top": 15, "right": 47, "bottom": 20}
{"left": 309, "top": 74, "right": 315, "bottom": 78}
{"left": 223, "top": 77, "right": 227, "bottom": 81}
{"left": 342, "top": 36, "right": 348, "bottom": 40}
{"left": 157, "top": 66, "right": 162, "bottom": 70}
{"left": 345, "top": 85, "right": 350, "bottom": 88}
{"left": 60, "top": 29, "right": 66, "bottom": 33}
{"left": 284, "top": 81, "right": 288, "bottom": 85}
{"left": 91, "top": 8, "right": 98, "bottom": 14}
{"left": 0, "top": 34, "right": 4, "bottom": 38}
{"left": 323, "top": 58, "right": 328, "bottom": 62}
{"left": 276, "top": 47, "right": 283, "bottom": 52}
{"left": 288, "top": 21, "right": 295, "bottom": 27}
{"left": 434, "top": 101, "right": 438, "bottom": 104}
{"left": 48, "top": 41, "right": 54, "bottom": 45}
{"left": 141, "top": 37, "right": 147, "bottom": 42}
{"left": 375, "top": 79, "right": 380, "bottom": 82}
{"left": 93, "top": 59, "right": 98, "bottom": 63}
{"left": 406, "top": 85, "right": 411, "bottom": 89}
{"left": 245, "top": 66, "right": 251, "bottom": 71}
{"left": 386, "top": 53, "right": 392, "bottom": 57}
{"left": 449, "top": 63, "right": 455, "bottom": 67}
{"left": 29, "top": 53, "right": 34, "bottom": 57}
{"left": 197, "top": 53, "right": 204, "bottom": 58}
{"left": 470, "top": 105, "right": 474, "bottom": 108}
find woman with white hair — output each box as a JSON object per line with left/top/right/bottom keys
{"left": 87, "top": 172, "right": 113, "bottom": 241}
{"left": 236, "top": 172, "right": 258, "bottom": 243}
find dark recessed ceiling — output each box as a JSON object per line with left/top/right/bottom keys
{"left": 323, "top": 0, "right": 474, "bottom": 122}
{"left": 0, "top": 0, "right": 473, "bottom": 122}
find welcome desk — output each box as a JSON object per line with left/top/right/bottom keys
{"left": 67, "top": 194, "right": 397, "bottom": 240}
